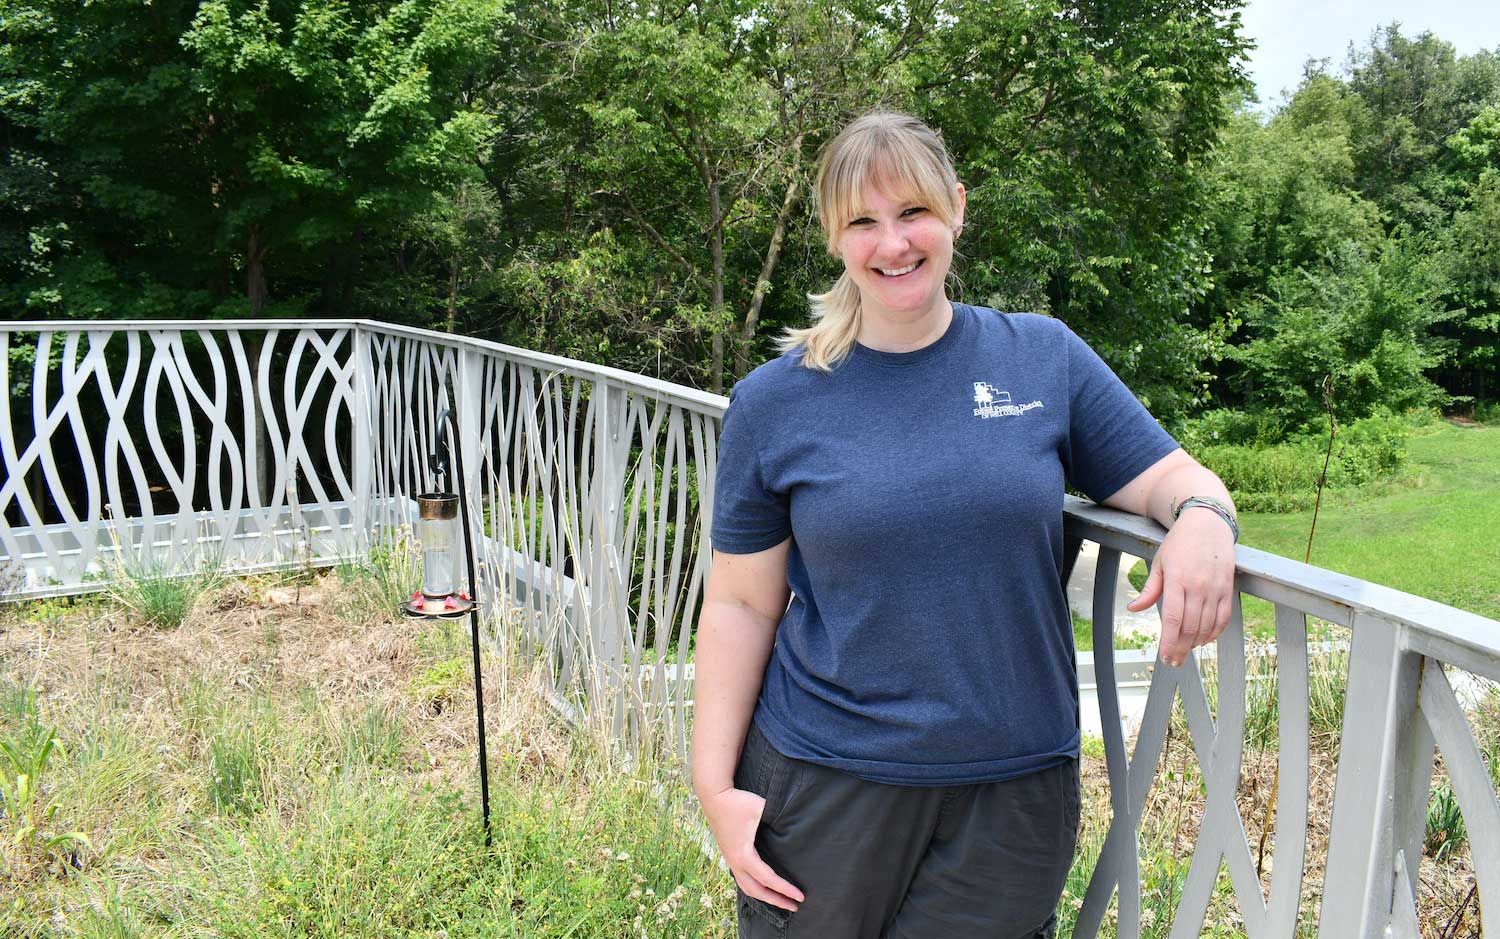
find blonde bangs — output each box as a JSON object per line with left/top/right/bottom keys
{"left": 816, "top": 115, "right": 961, "bottom": 247}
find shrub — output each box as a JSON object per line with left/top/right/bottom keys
{"left": 1181, "top": 408, "right": 1420, "bottom": 512}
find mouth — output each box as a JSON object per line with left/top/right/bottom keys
{"left": 875, "top": 259, "right": 924, "bottom": 278}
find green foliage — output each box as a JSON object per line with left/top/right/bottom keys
{"left": 409, "top": 658, "right": 467, "bottom": 712}
{"left": 1, "top": 0, "right": 504, "bottom": 320}
{"left": 1182, "top": 410, "right": 1418, "bottom": 512}
{"left": 4, "top": 0, "right": 1495, "bottom": 418}
{"left": 916, "top": 0, "right": 1249, "bottom": 416}
{"left": 1425, "top": 780, "right": 1466, "bottom": 861}
{"left": 1230, "top": 240, "right": 1456, "bottom": 425}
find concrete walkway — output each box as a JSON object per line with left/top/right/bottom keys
{"left": 1066, "top": 541, "right": 1161, "bottom": 639}
{"left": 1067, "top": 542, "right": 1162, "bottom": 739}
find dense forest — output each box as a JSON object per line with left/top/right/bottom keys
{"left": 3, "top": 0, "right": 1496, "bottom": 427}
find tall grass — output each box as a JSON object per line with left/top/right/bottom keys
{"left": 104, "top": 539, "right": 224, "bottom": 630}
{"left": 332, "top": 528, "right": 424, "bottom": 625}
{"left": 0, "top": 573, "right": 733, "bottom": 938}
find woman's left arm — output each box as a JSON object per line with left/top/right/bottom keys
{"left": 1102, "top": 448, "right": 1238, "bottom": 668}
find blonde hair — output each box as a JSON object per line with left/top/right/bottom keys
{"left": 777, "top": 110, "right": 964, "bottom": 371}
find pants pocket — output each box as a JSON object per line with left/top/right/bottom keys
{"left": 737, "top": 889, "right": 791, "bottom": 937}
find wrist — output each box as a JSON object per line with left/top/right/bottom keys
{"left": 1171, "top": 495, "right": 1238, "bottom": 543}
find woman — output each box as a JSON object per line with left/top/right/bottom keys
{"left": 692, "top": 110, "right": 1237, "bottom": 939}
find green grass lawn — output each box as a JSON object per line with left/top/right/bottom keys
{"left": 1237, "top": 421, "right": 1500, "bottom": 623}
{"left": 1118, "top": 420, "right": 1500, "bottom": 642}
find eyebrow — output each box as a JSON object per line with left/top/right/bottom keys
{"left": 846, "top": 197, "right": 924, "bottom": 220}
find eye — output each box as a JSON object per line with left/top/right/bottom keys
{"left": 848, "top": 216, "right": 874, "bottom": 227}
{"left": 901, "top": 206, "right": 928, "bottom": 218}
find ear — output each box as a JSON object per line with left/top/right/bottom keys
{"left": 953, "top": 183, "right": 967, "bottom": 235}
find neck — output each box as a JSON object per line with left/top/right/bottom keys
{"left": 856, "top": 300, "right": 954, "bottom": 353}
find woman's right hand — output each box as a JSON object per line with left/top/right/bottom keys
{"left": 699, "top": 785, "right": 805, "bottom": 912}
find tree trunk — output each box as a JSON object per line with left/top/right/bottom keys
{"left": 737, "top": 163, "right": 803, "bottom": 378}
{"left": 247, "top": 226, "right": 268, "bottom": 316}
{"left": 709, "top": 176, "right": 725, "bottom": 394}
{"left": 446, "top": 256, "right": 460, "bottom": 333}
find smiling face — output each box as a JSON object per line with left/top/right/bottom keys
{"left": 834, "top": 178, "right": 965, "bottom": 324}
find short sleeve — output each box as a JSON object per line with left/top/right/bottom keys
{"left": 711, "top": 381, "right": 792, "bottom": 554}
{"left": 1060, "top": 324, "right": 1180, "bottom": 502}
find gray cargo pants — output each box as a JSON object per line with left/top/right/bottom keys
{"left": 734, "top": 723, "right": 1080, "bottom": 939}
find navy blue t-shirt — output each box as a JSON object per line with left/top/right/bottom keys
{"left": 710, "top": 304, "right": 1178, "bottom": 786}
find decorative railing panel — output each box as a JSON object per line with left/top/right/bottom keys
{"left": 1, "top": 323, "right": 367, "bottom": 596}
{"left": 3, "top": 319, "right": 1498, "bottom": 938}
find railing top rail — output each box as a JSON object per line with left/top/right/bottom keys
{"left": 1, "top": 318, "right": 731, "bottom": 416}
{"left": 1, "top": 319, "right": 363, "bottom": 330}
{"left": 1064, "top": 496, "right": 1500, "bottom": 661}
{"left": 355, "top": 320, "right": 729, "bottom": 414}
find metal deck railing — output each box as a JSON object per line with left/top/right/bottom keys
{"left": 3, "top": 320, "right": 1495, "bottom": 938}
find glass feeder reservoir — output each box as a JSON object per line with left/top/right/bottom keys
{"left": 416, "top": 493, "right": 458, "bottom": 598}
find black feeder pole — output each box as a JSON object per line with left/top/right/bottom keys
{"left": 402, "top": 396, "right": 492, "bottom": 848}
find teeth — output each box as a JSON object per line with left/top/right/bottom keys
{"left": 880, "top": 262, "right": 919, "bottom": 276}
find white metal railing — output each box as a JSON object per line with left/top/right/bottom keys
{"left": 2, "top": 319, "right": 1497, "bottom": 938}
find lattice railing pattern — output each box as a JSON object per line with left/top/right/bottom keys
{"left": 4, "top": 320, "right": 1499, "bottom": 939}
{"left": 1067, "top": 503, "right": 1500, "bottom": 939}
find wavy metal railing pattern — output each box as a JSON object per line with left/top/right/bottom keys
{"left": 358, "top": 325, "right": 721, "bottom": 759}
{"left": 3, "top": 320, "right": 1499, "bottom": 939}
{"left": 0, "top": 324, "right": 362, "bottom": 595}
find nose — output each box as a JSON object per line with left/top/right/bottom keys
{"left": 876, "top": 223, "right": 910, "bottom": 258}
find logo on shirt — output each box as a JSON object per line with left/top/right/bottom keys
{"left": 972, "top": 381, "right": 1044, "bottom": 420}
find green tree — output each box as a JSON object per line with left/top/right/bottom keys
{"left": 487, "top": 0, "right": 913, "bottom": 392}
{"left": 1345, "top": 25, "right": 1500, "bottom": 231}
{"left": 1439, "top": 105, "right": 1500, "bottom": 400}
{"left": 1230, "top": 239, "right": 1456, "bottom": 424}
{"left": 0, "top": 0, "right": 505, "bottom": 319}
{"left": 916, "top": 0, "right": 1251, "bottom": 416}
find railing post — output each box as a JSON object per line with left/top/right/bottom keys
{"left": 588, "top": 378, "right": 630, "bottom": 734}
{"left": 456, "top": 346, "right": 485, "bottom": 581}
{"left": 1319, "top": 611, "right": 1419, "bottom": 939}
{"left": 351, "top": 325, "right": 375, "bottom": 559}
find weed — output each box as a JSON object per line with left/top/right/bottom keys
{"left": 411, "top": 658, "right": 468, "bottom": 714}
{"left": 1, "top": 720, "right": 92, "bottom": 879}
{"left": 1425, "top": 779, "right": 1466, "bottom": 861}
